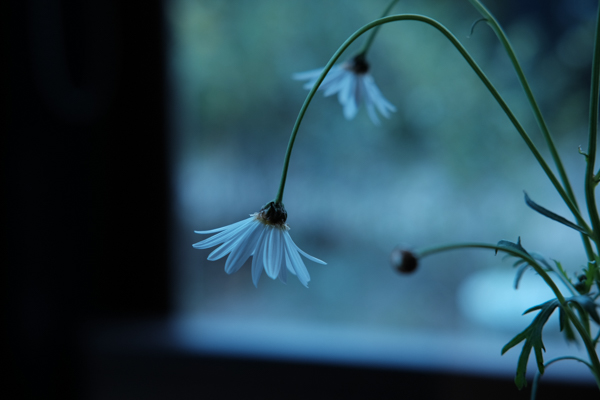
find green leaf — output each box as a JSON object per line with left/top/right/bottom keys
{"left": 554, "top": 260, "right": 567, "bottom": 276}
{"left": 553, "top": 260, "right": 574, "bottom": 288}
{"left": 514, "top": 263, "right": 531, "bottom": 289}
{"left": 583, "top": 261, "right": 596, "bottom": 294}
{"left": 529, "top": 252, "right": 553, "bottom": 271}
{"left": 513, "top": 259, "right": 527, "bottom": 268}
{"left": 523, "top": 303, "right": 546, "bottom": 314}
{"left": 567, "top": 295, "right": 600, "bottom": 325}
{"left": 559, "top": 306, "right": 577, "bottom": 342}
{"left": 501, "top": 329, "right": 529, "bottom": 355}
{"left": 504, "top": 295, "right": 600, "bottom": 389}
{"left": 497, "top": 238, "right": 532, "bottom": 289}
{"left": 502, "top": 299, "right": 560, "bottom": 390}
{"left": 524, "top": 192, "right": 590, "bottom": 236}
{"left": 468, "top": 17, "right": 488, "bottom": 37}
{"left": 496, "top": 237, "right": 528, "bottom": 256}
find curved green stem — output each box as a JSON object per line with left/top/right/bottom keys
{"left": 531, "top": 357, "right": 597, "bottom": 400}
{"left": 416, "top": 242, "right": 600, "bottom": 386}
{"left": 416, "top": 242, "right": 566, "bottom": 299}
{"left": 277, "top": 14, "right": 590, "bottom": 233}
{"left": 585, "top": 3, "right": 600, "bottom": 252}
{"left": 469, "top": 0, "right": 596, "bottom": 260}
{"left": 357, "top": 0, "right": 400, "bottom": 57}
{"left": 549, "top": 265, "right": 578, "bottom": 297}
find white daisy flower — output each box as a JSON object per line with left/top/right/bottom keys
{"left": 293, "top": 55, "right": 396, "bottom": 125}
{"left": 193, "top": 202, "right": 326, "bottom": 287}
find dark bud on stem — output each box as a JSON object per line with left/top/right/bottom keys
{"left": 259, "top": 201, "right": 288, "bottom": 225}
{"left": 574, "top": 274, "right": 588, "bottom": 293}
{"left": 390, "top": 247, "right": 418, "bottom": 274}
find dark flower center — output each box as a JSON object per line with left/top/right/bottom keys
{"left": 259, "top": 201, "right": 288, "bottom": 225}
{"left": 349, "top": 55, "right": 370, "bottom": 74}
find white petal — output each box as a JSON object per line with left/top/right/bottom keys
{"left": 322, "top": 71, "right": 348, "bottom": 97}
{"left": 207, "top": 220, "right": 259, "bottom": 260}
{"left": 264, "top": 227, "right": 283, "bottom": 279}
{"left": 284, "top": 253, "right": 296, "bottom": 276}
{"left": 278, "top": 259, "right": 288, "bottom": 284}
{"left": 193, "top": 218, "right": 248, "bottom": 235}
{"left": 207, "top": 234, "right": 243, "bottom": 261}
{"left": 284, "top": 231, "right": 327, "bottom": 265}
{"left": 251, "top": 229, "right": 267, "bottom": 287}
{"left": 302, "top": 81, "right": 317, "bottom": 90}
{"left": 292, "top": 68, "right": 323, "bottom": 81}
{"left": 296, "top": 248, "right": 327, "bottom": 265}
{"left": 193, "top": 227, "right": 226, "bottom": 235}
{"left": 365, "top": 101, "right": 380, "bottom": 125}
{"left": 299, "top": 66, "right": 345, "bottom": 94}
{"left": 363, "top": 74, "right": 396, "bottom": 117}
{"left": 341, "top": 75, "right": 359, "bottom": 120}
{"left": 223, "top": 221, "right": 263, "bottom": 274}
{"left": 323, "top": 66, "right": 345, "bottom": 81}
{"left": 192, "top": 217, "right": 254, "bottom": 249}
{"left": 283, "top": 234, "right": 310, "bottom": 287}
{"left": 336, "top": 73, "right": 359, "bottom": 120}
{"left": 319, "top": 67, "right": 346, "bottom": 94}
{"left": 336, "top": 72, "right": 352, "bottom": 105}
{"left": 361, "top": 78, "right": 381, "bottom": 125}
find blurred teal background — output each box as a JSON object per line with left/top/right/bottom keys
{"left": 168, "top": 0, "right": 597, "bottom": 380}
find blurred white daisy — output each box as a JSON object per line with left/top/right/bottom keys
{"left": 193, "top": 202, "right": 326, "bottom": 287}
{"left": 293, "top": 55, "right": 396, "bottom": 125}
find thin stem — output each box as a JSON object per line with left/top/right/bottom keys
{"left": 585, "top": 3, "right": 600, "bottom": 251}
{"left": 275, "top": 4, "right": 399, "bottom": 204}
{"left": 531, "top": 357, "right": 597, "bottom": 400}
{"left": 277, "top": 14, "right": 590, "bottom": 231}
{"left": 416, "top": 242, "right": 600, "bottom": 385}
{"left": 416, "top": 242, "right": 566, "bottom": 298}
{"left": 469, "top": 0, "right": 596, "bottom": 260}
{"left": 549, "top": 265, "right": 578, "bottom": 297}
{"left": 357, "top": 0, "right": 400, "bottom": 57}
{"left": 540, "top": 300, "right": 598, "bottom": 387}
{"left": 416, "top": 242, "right": 562, "bottom": 299}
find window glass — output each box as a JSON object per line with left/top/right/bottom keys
{"left": 168, "top": 0, "right": 594, "bottom": 382}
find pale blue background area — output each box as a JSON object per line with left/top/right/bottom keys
{"left": 168, "top": 0, "right": 597, "bottom": 382}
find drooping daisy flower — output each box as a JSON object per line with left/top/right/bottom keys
{"left": 293, "top": 55, "right": 396, "bottom": 125}
{"left": 193, "top": 202, "right": 326, "bottom": 287}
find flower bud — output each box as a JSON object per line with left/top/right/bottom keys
{"left": 574, "top": 273, "right": 589, "bottom": 293}
{"left": 390, "top": 247, "right": 418, "bottom": 274}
